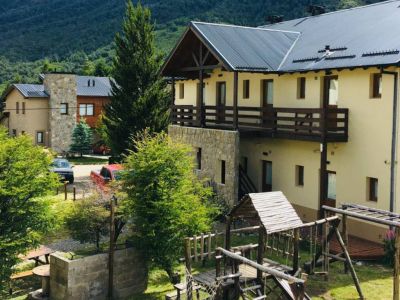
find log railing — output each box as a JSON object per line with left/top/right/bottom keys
{"left": 171, "top": 105, "right": 349, "bottom": 142}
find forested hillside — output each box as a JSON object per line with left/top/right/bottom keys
{"left": 0, "top": 0, "right": 384, "bottom": 90}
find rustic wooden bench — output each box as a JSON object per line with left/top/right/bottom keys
{"left": 165, "top": 282, "right": 201, "bottom": 300}
{"left": 9, "top": 270, "right": 34, "bottom": 295}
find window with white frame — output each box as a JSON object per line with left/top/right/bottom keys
{"left": 79, "top": 104, "right": 94, "bottom": 116}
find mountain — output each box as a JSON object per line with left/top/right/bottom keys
{"left": 0, "top": 0, "right": 384, "bottom": 62}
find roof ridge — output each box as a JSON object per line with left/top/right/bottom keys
{"left": 262, "top": 0, "right": 399, "bottom": 27}
{"left": 191, "top": 21, "right": 300, "bottom": 35}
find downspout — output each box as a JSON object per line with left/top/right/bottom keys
{"left": 382, "top": 69, "right": 399, "bottom": 213}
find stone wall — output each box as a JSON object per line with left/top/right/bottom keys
{"left": 169, "top": 125, "right": 240, "bottom": 207}
{"left": 50, "top": 248, "right": 147, "bottom": 300}
{"left": 44, "top": 74, "right": 77, "bottom": 153}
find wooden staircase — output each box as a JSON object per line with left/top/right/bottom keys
{"left": 238, "top": 165, "right": 258, "bottom": 200}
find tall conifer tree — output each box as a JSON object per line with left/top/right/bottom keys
{"left": 104, "top": 1, "right": 170, "bottom": 157}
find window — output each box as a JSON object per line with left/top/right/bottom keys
{"left": 12, "top": 129, "right": 17, "bottom": 136}
{"left": 371, "top": 73, "right": 382, "bottom": 98}
{"left": 196, "top": 148, "right": 202, "bottom": 170}
{"left": 240, "top": 156, "right": 248, "bottom": 174}
{"left": 262, "top": 160, "right": 272, "bottom": 192}
{"left": 297, "top": 77, "right": 306, "bottom": 99}
{"left": 243, "top": 80, "right": 250, "bottom": 99}
{"left": 220, "top": 160, "right": 226, "bottom": 184}
{"left": 60, "top": 103, "right": 68, "bottom": 115}
{"left": 327, "top": 171, "right": 336, "bottom": 200}
{"left": 22, "top": 102, "right": 26, "bottom": 114}
{"left": 79, "top": 104, "right": 94, "bottom": 116}
{"left": 36, "top": 131, "right": 44, "bottom": 144}
{"left": 179, "top": 83, "right": 184, "bottom": 99}
{"left": 296, "top": 165, "right": 304, "bottom": 186}
{"left": 16, "top": 102, "right": 19, "bottom": 114}
{"left": 368, "top": 177, "right": 378, "bottom": 201}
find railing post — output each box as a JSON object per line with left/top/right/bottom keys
{"left": 257, "top": 225, "right": 265, "bottom": 293}
{"left": 293, "top": 228, "right": 299, "bottom": 273}
{"left": 184, "top": 238, "right": 193, "bottom": 300}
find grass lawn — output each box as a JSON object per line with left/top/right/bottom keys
{"left": 68, "top": 156, "right": 109, "bottom": 165}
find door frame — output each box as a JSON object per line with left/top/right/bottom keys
{"left": 216, "top": 81, "right": 226, "bottom": 123}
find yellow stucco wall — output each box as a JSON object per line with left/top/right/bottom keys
{"left": 175, "top": 67, "right": 400, "bottom": 242}
{"left": 4, "top": 89, "right": 49, "bottom": 145}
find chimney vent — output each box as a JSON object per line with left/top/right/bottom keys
{"left": 87, "top": 79, "right": 91, "bottom": 87}
{"left": 92, "top": 80, "right": 95, "bottom": 87}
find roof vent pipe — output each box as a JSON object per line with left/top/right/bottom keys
{"left": 92, "top": 80, "right": 95, "bottom": 87}
{"left": 87, "top": 79, "right": 91, "bottom": 87}
{"left": 308, "top": 5, "right": 325, "bottom": 16}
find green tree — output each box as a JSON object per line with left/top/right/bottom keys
{"left": 122, "top": 132, "right": 218, "bottom": 280}
{"left": 93, "top": 58, "right": 111, "bottom": 77}
{"left": 65, "top": 198, "right": 109, "bottom": 252}
{"left": 103, "top": 1, "right": 171, "bottom": 157}
{"left": 82, "top": 58, "right": 94, "bottom": 75}
{"left": 338, "top": 0, "right": 364, "bottom": 9}
{"left": 70, "top": 119, "right": 93, "bottom": 156}
{"left": 0, "top": 128, "right": 59, "bottom": 288}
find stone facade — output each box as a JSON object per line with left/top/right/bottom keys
{"left": 44, "top": 74, "right": 77, "bottom": 153}
{"left": 169, "top": 125, "right": 240, "bottom": 207}
{"left": 50, "top": 248, "right": 148, "bottom": 300}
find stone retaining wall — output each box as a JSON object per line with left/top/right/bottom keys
{"left": 169, "top": 125, "right": 240, "bottom": 207}
{"left": 50, "top": 248, "right": 147, "bottom": 300}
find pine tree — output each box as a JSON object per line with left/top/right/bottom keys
{"left": 70, "top": 119, "right": 93, "bottom": 156}
{"left": 103, "top": 0, "right": 171, "bottom": 157}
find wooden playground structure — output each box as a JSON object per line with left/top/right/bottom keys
{"left": 178, "top": 192, "right": 364, "bottom": 300}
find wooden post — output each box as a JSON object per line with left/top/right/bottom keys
{"left": 334, "top": 228, "right": 364, "bottom": 300}
{"left": 64, "top": 182, "right": 68, "bottom": 200}
{"left": 293, "top": 228, "right": 300, "bottom": 273}
{"left": 342, "top": 213, "right": 349, "bottom": 274}
{"left": 319, "top": 80, "right": 329, "bottom": 218}
{"left": 394, "top": 228, "right": 400, "bottom": 300}
{"left": 233, "top": 260, "right": 240, "bottom": 300}
{"left": 184, "top": 238, "right": 193, "bottom": 300}
{"left": 225, "top": 216, "right": 232, "bottom": 275}
{"left": 257, "top": 225, "right": 265, "bottom": 293}
{"left": 171, "top": 76, "right": 176, "bottom": 106}
{"left": 200, "top": 233, "right": 205, "bottom": 265}
{"left": 193, "top": 235, "right": 198, "bottom": 262}
{"left": 108, "top": 196, "right": 116, "bottom": 300}
{"left": 207, "top": 233, "right": 212, "bottom": 260}
{"left": 233, "top": 71, "right": 239, "bottom": 129}
{"left": 73, "top": 186, "right": 76, "bottom": 201}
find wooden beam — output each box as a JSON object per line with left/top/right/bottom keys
{"left": 257, "top": 225, "right": 265, "bottom": 291}
{"left": 179, "top": 64, "right": 220, "bottom": 72}
{"left": 184, "top": 238, "right": 193, "bottom": 300}
{"left": 233, "top": 71, "right": 238, "bottom": 129}
{"left": 334, "top": 228, "right": 364, "bottom": 299}
{"left": 191, "top": 52, "right": 200, "bottom": 66}
{"left": 293, "top": 228, "right": 300, "bottom": 274}
{"left": 171, "top": 77, "right": 175, "bottom": 106}
{"left": 201, "top": 49, "right": 210, "bottom": 65}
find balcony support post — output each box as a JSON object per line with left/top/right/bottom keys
{"left": 233, "top": 71, "right": 239, "bottom": 129}
{"left": 319, "top": 78, "right": 329, "bottom": 217}
{"left": 199, "top": 69, "right": 204, "bottom": 127}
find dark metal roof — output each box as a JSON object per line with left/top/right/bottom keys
{"left": 191, "top": 22, "right": 300, "bottom": 72}
{"left": 2, "top": 76, "right": 112, "bottom": 101}
{"left": 13, "top": 84, "right": 48, "bottom": 98}
{"left": 163, "top": 1, "right": 400, "bottom": 75}
{"left": 262, "top": 0, "right": 400, "bottom": 72}
{"left": 77, "top": 76, "right": 112, "bottom": 97}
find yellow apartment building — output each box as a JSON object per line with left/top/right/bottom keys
{"left": 161, "top": 1, "right": 400, "bottom": 242}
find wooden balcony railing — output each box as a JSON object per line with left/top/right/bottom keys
{"left": 171, "top": 105, "right": 349, "bottom": 142}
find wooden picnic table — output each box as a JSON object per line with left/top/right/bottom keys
{"left": 19, "top": 245, "right": 54, "bottom": 266}
{"left": 33, "top": 265, "right": 50, "bottom": 297}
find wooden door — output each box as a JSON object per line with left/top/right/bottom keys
{"left": 322, "top": 170, "right": 336, "bottom": 207}
{"left": 261, "top": 160, "right": 272, "bottom": 192}
{"left": 261, "top": 79, "right": 274, "bottom": 128}
{"left": 323, "top": 76, "right": 338, "bottom": 130}
{"left": 216, "top": 82, "right": 226, "bottom": 123}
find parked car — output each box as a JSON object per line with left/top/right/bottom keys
{"left": 92, "top": 141, "right": 111, "bottom": 155}
{"left": 51, "top": 158, "right": 74, "bottom": 184}
{"left": 90, "top": 164, "right": 123, "bottom": 189}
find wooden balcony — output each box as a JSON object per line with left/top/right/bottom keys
{"left": 171, "top": 105, "right": 349, "bottom": 142}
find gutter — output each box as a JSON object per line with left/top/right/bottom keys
{"left": 382, "top": 69, "right": 399, "bottom": 213}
